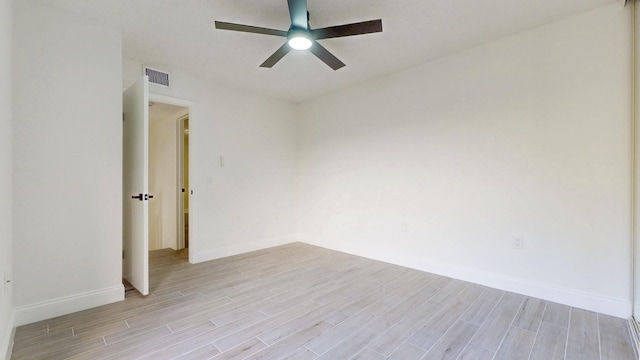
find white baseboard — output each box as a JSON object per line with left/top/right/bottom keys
{"left": 438, "top": 263, "right": 630, "bottom": 318}
{"left": 193, "top": 235, "right": 297, "bottom": 264}
{"left": 13, "top": 285, "right": 124, "bottom": 327}
{"left": 301, "top": 240, "right": 631, "bottom": 318}
{"left": 1, "top": 310, "right": 15, "bottom": 360}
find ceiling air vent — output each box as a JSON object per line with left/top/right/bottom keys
{"left": 143, "top": 66, "right": 170, "bottom": 87}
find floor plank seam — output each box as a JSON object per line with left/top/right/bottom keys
{"left": 303, "top": 344, "right": 319, "bottom": 356}
{"left": 525, "top": 301, "right": 547, "bottom": 360}
{"left": 365, "top": 345, "right": 385, "bottom": 357}
{"left": 596, "top": 312, "right": 602, "bottom": 360}
{"left": 488, "top": 295, "right": 528, "bottom": 359}
{"left": 563, "top": 307, "right": 572, "bottom": 360}
{"left": 418, "top": 303, "right": 474, "bottom": 355}
{"left": 508, "top": 296, "right": 527, "bottom": 328}
{"left": 490, "top": 324, "right": 516, "bottom": 359}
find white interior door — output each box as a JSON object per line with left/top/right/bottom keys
{"left": 123, "top": 76, "right": 149, "bottom": 295}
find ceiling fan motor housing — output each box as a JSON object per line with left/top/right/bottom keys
{"left": 288, "top": 28, "right": 311, "bottom": 41}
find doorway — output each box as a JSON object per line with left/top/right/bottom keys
{"left": 148, "top": 93, "right": 197, "bottom": 264}
{"left": 148, "top": 102, "right": 189, "bottom": 253}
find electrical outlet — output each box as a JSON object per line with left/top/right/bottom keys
{"left": 513, "top": 238, "right": 524, "bottom": 250}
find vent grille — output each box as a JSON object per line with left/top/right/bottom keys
{"left": 143, "top": 66, "right": 170, "bottom": 87}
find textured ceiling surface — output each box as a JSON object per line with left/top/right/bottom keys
{"left": 40, "top": 0, "right": 619, "bottom": 102}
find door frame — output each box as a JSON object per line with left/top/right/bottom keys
{"left": 148, "top": 93, "right": 198, "bottom": 264}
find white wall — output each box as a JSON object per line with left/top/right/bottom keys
{"left": 12, "top": 0, "right": 124, "bottom": 325}
{"left": 124, "top": 60, "right": 299, "bottom": 262}
{"left": 0, "top": 0, "right": 13, "bottom": 357}
{"left": 298, "top": 3, "right": 632, "bottom": 317}
{"left": 149, "top": 107, "right": 187, "bottom": 251}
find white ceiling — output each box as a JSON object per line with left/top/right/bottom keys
{"left": 149, "top": 102, "right": 186, "bottom": 123}
{"left": 40, "top": 0, "right": 618, "bottom": 103}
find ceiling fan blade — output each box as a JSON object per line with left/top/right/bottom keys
{"left": 308, "top": 42, "right": 345, "bottom": 71}
{"left": 260, "top": 43, "right": 292, "bottom": 68}
{"left": 288, "top": 0, "right": 308, "bottom": 29}
{"left": 312, "top": 19, "right": 382, "bottom": 40}
{"left": 215, "top": 21, "right": 287, "bottom": 37}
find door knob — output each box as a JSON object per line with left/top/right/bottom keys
{"left": 131, "top": 194, "right": 143, "bottom": 201}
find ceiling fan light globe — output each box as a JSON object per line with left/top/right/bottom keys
{"left": 288, "top": 36, "right": 312, "bottom": 50}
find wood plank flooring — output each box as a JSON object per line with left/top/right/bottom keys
{"left": 10, "top": 243, "right": 636, "bottom": 360}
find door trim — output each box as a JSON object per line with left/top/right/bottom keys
{"left": 148, "top": 93, "right": 198, "bottom": 264}
{"left": 177, "top": 114, "right": 189, "bottom": 251}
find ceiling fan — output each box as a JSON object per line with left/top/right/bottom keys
{"left": 214, "top": 0, "right": 382, "bottom": 70}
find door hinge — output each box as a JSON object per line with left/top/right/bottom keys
{"left": 122, "top": 250, "right": 125, "bottom": 259}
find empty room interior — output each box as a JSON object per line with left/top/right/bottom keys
{"left": 4, "top": 0, "right": 640, "bottom": 359}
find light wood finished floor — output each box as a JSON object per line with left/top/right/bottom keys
{"left": 10, "top": 243, "right": 636, "bottom": 360}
